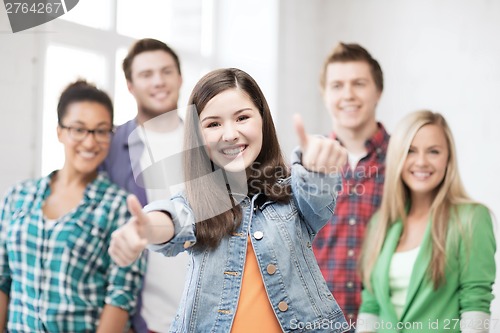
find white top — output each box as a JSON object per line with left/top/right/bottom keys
{"left": 347, "top": 151, "right": 367, "bottom": 170}
{"left": 389, "top": 246, "right": 420, "bottom": 320}
{"left": 137, "top": 122, "right": 189, "bottom": 332}
{"left": 44, "top": 217, "right": 58, "bottom": 229}
{"left": 138, "top": 123, "right": 186, "bottom": 201}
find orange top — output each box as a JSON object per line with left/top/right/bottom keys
{"left": 231, "top": 238, "right": 283, "bottom": 333}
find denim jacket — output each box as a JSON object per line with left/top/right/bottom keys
{"left": 145, "top": 150, "right": 348, "bottom": 332}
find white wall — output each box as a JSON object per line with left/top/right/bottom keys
{"left": 0, "top": 11, "right": 43, "bottom": 194}
{"left": 277, "top": 1, "right": 500, "bottom": 331}
{"left": 276, "top": 0, "right": 326, "bottom": 154}
{"left": 214, "top": 0, "right": 279, "bottom": 118}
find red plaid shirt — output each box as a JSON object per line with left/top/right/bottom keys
{"left": 313, "top": 123, "right": 389, "bottom": 325}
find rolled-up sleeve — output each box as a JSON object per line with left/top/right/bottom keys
{"left": 145, "top": 195, "right": 197, "bottom": 257}
{"left": 105, "top": 196, "right": 146, "bottom": 313}
{"left": 458, "top": 205, "right": 496, "bottom": 314}
{"left": 105, "top": 257, "right": 145, "bottom": 312}
{"left": 290, "top": 147, "right": 342, "bottom": 235}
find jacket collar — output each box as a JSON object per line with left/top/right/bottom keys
{"left": 401, "top": 219, "right": 432, "bottom": 320}
{"left": 374, "top": 216, "right": 432, "bottom": 321}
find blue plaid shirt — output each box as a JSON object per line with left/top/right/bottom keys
{"left": 0, "top": 171, "right": 145, "bottom": 333}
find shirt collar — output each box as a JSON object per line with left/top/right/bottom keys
{"left": 43, "top": 170, "right": 109, "bottom": 203}
{"left": 126, "top": 116, "right": 184, "bottom": 148}
{"left": 330, "top": 122, "right": 389, "bottom": 155}
{"left": 83, "top": 171, "right": 109, "bottom": 202}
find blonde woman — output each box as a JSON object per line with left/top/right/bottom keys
{"left": 357, "top": 110, "right": 496, "bottom": 333}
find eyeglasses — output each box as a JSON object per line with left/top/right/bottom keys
{"left": 59, "top": 124, "right": 114, "bottom": 143}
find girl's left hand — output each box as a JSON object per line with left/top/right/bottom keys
{"left": 294, "top": 114, "right": 347, "bottom": 174}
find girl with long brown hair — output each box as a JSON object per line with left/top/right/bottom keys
{"left": 109, "top": 68, "right": 351, "bottom": 332}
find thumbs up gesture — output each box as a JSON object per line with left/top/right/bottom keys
{"left": 109, "top": 194, "right": 151, "bottom": 267}
{"left": 294, "top": 114, "right": 347, "bottom": 174}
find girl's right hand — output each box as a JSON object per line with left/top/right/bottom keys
{"left": 108, "top": 194, "right": 150, "bottom": 267}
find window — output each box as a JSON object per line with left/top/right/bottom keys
{"left": 60, "top": 0, "right": 114, "bottom": 30}
{"left": 116, "top": 0, "right": 172, "bottom": 41}
{"left": 41, "top": 45, "right": 107, "bottom": 175}
{"left": 113, "top": 48, "right": 137, "bottom": 126}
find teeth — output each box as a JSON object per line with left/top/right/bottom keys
{"left": 153, "top": 92, "right": 167, "bottom": 99}
{"left": 342, "top": 106, "right": 359, "bottom": 112}
{"left": 413, "top": 172, "right": 431, "bottom": 178}
{"left": 222, "top": 146, "right": 245, "bottom": 156}
{"left": 79, "top": 151, "right": 96, "bottom": 159}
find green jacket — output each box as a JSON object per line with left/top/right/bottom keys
{"left": 359, "top": 204, "right": 496, "bottom": 332}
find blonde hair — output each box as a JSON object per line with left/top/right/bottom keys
{"left": 359, "top": 110, "right": 473, "bottom": 290}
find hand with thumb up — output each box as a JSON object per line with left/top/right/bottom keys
{"left": 109, "top": 194, "right": 174, "bottom": 267}
{"left": 294, "top": 114, "right": 347, "bottom": 175}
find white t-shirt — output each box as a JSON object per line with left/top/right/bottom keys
{"left": 389, "top": 246, "right": 420, "bottom": 320}
{"left": 347, "top": 151, "right": 367, "bottom": 170}
{"left": 137, "top": 123, "right": 189, "bottom": 332}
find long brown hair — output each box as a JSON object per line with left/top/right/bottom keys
{"left": 184, "top": 68, "right": 291, "bottom": 249}
{"left": 359, "top": 110, "right": 474, "bottom": 290}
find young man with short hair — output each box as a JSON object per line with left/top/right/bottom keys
{"left": 313, "top": 42, "right": 390, "bottom": 331}
{"left": 102, "top": 38, "right": 187, "bottom": 333}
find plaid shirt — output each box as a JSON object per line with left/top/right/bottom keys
{"left": 0, "top": 171, "right": 145, "bottom": 333}
{"left": 313, "top": 124, "right": 389, "bottom": 325}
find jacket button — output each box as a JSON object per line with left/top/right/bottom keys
{"left": 183, "top": 241, "right": 193, "bottom": 249}
{"left": 266, "top": 264, "right": 277, "bottom": 275}
{"left": 253, "top": 231, "right": 264, "bottom": 240}
{"left": 349, "top": 218, "right": 356, "bottom": 226}
{"left": 278, "top": 301, "right": 288, "bottom": 312}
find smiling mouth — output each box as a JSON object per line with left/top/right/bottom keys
{"left": 152, "top": 91, "right": 169, "bottom": 99}
{"left": 411, "top": 171, "right": 432, "bottom": 179}
{"left": 79, "top": 151, "right": 98, "bottom": 159}
{"left": 341, "top": 105, "right": 360, "bottom": 112}
{"left": 220, "top": 145, "right": 247, "bottom": 156}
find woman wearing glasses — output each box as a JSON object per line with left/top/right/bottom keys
{"left": 0, "top": 80, "right": 145, "bottom": 332}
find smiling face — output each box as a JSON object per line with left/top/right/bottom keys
{"left": 199, "top": 88, "right": 263, "bottom": 173}
{"left": 323, "top": 61, "right": 381, "bottom": 134}
{"left": 58, "top": 101, "right": 113, "bottom": 177}
{"left": 402, "top": 124, "right": 449, "bottom": 201}
{"left": 127, "top": 50, "right": 182, "bottom": 121}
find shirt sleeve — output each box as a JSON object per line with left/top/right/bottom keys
{"left": 460, "top": 311, "right": 491, "bottom": 333}
{"left": 356, "top": 312, "right": 379, "bottom": 333}
{"left": 0, "top": 187, "right": 14, "bottom": 295}
{"left": 289, "top": 146, "right": 342, "bottom": 235}
{"left": 458, "top": 204, "right": 496, "bottom": 314}
{"left": 105, "top": 195, "right": 146, "bottom": 313}
{"left": 145, "top": 195, "right": 197, "bottom": 257}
